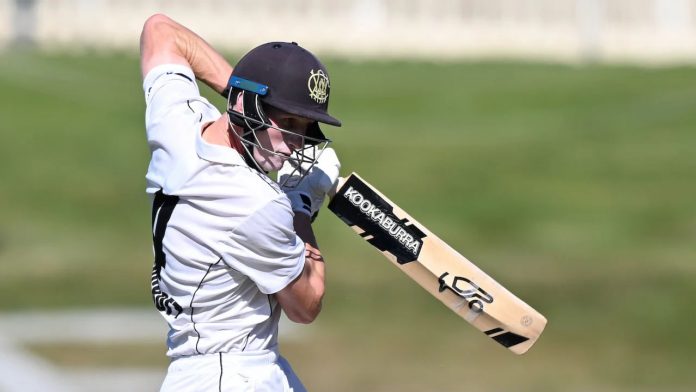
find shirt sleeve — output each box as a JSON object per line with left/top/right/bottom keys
{"left": 220, "top": 196, "right": 306, "bottom": 295}
{"left": 143, "top": 64, "right": 200, "bottom": 124}
{"left": 142, "top": 64, "right": 221, "bottom": 194}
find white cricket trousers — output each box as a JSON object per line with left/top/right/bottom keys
{"left": 160, "top": 349, "right": 307, "bottom": 392}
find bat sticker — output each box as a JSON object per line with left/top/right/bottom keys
{"left": 328, "top": 175, "right": 426, "bottom": 264}
{"left": 485, "top": 328, "right": 530, "bottom": 348}
{"left": 437, "top": 272, "right": 494, "bottom": 313}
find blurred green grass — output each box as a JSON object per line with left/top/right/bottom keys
{"left": 1, "top": 50, "right": 695, "bottom": 391}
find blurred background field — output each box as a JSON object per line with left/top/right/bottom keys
{"left": 1, "top": 1, "right": 696, "bottom": 391}
{"left": 1, "top": 50, "right": 695, "bottom": 391}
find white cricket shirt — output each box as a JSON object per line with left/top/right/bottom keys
{"left": 143, "top": 64, "right": 305, "bottom": 358}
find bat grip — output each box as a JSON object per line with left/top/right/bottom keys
{"left": 328, "top": 176, "right": 347, "bottom": 200}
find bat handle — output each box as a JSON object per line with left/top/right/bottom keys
{"left": 328, "top": 176, "right": 347, "bottom": 200}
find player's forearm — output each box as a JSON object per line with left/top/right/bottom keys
{"left": 293, "top": 213, "right": 319, "bottom": 249}
{"left": 174, "top": 24, "right": 232, "bottom": 94}
{"left": 280, "top": 213, "right": 325, "bottom": 323}
{"left": 140, "top": 14, "right": 232, "bottom": 94}
{"left": 298, "top": 244, "right": 326, "bottom": 322}
{"left": 278, "top": 254, "right": 325, "bottom": 324}
{"left": 294, "top": 213, "right": 327, "bottom": 303}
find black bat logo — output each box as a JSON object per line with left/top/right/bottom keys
{"left": 438, "top": 272, "right": 494, "bottom": 313}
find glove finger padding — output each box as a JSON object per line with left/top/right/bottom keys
{"left": 278, "top": 145, "right": 315, "bottom": 188}
{"left": 279, "top": 147, "right": 341, "bottom": 218}
{"left": 309, "top": 147, "right": 340, "bottom": 194}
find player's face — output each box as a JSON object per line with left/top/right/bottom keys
{"left": 253, "top": 107, "right": 312, "bottom": 172}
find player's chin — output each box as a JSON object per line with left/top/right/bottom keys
{"left": 261, "top": 155, "right": 287, "bottom": 172}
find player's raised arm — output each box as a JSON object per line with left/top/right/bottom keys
{"left": 139, "top": 13, "right": 231, "bottom": 94}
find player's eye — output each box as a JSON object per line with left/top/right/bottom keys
{"left": 290, "top": 119, "right": 309, "bottom": 135}
{"left": 278, "top": 118, "right": 306, "bottom": 135}
{"left": 273, "top": 116, "right": 292, "bottom": 129}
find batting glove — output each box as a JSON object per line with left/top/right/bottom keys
{"left": 279, "top": 147, "right": 341, "bottom": 220}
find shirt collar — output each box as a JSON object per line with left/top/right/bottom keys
{"left": 195, "top": 124, "right": 247, "bottom": 166}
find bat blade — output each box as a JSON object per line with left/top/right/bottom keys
{"left": 327, "top": 172, "right": 547, "bottom": 354}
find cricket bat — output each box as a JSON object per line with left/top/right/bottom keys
{"left": 327, "top": 172, "right": 547, "bottom": 354}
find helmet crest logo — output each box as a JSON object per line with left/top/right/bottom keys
{"left": 308, "top": 69, "right": 329, "bottom": 104}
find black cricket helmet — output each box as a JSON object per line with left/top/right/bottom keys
{"left": 226, "top": 41, "right": 341, "bottom": 143}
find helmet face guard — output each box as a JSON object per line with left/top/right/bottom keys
{"left": 226, "top": 83, "right": 330, "bottom": 188}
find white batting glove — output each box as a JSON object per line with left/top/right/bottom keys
{"left": 278, "top": 147, "right": 341, "bottom": 220}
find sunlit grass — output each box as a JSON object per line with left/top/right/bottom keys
{"left": 1, "top": 51, "right": 695, "bottom": 391}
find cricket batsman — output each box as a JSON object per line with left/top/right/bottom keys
{"left": 139, "top": 13, "right": 341, "bottom": 391}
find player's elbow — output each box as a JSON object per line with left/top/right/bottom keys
{"left": 143, "top": 13, "right": 175, "bottom": 30}
{"left": 283, "top": 286, "right": 325, "bottom": 324}
{"left": 142, "top": 14, "right": 166, "bottom": 35}
{"left": 286, "top": 300, "right": 323, "bottom": 324}
{"left": 140, "top": 14, "right": 175, "bottom": 48}
{"left": 277, "top": 266, "right": 325, "bottom": 324}
{"left": 140, "top": 14, "right": 184, "bottom": 76}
